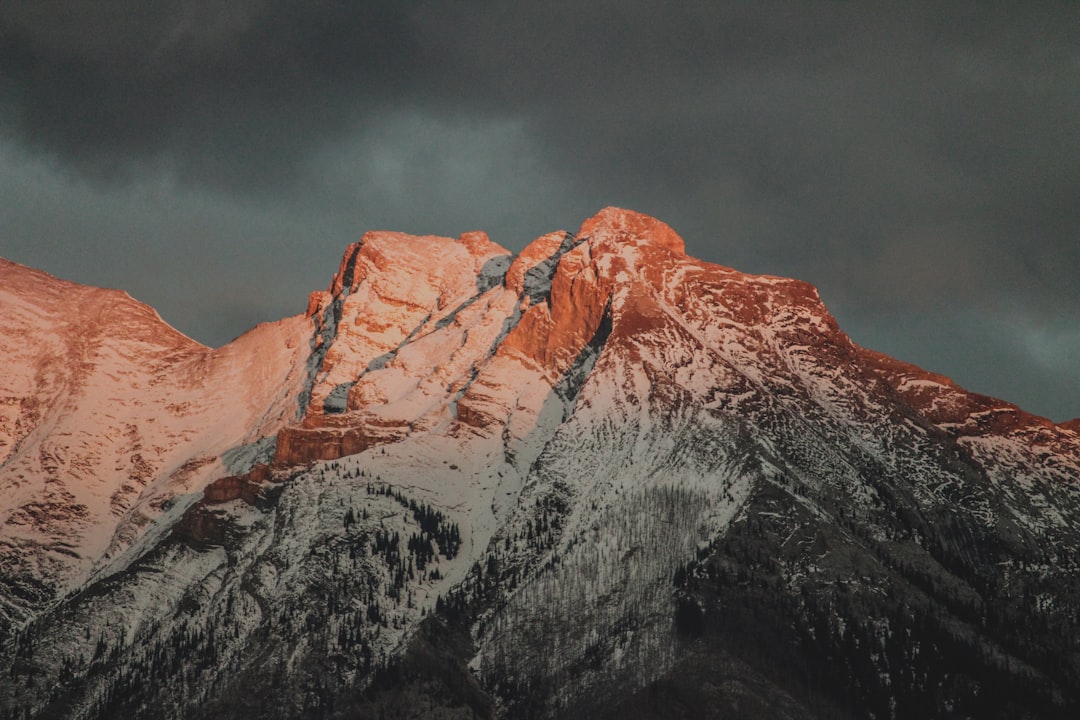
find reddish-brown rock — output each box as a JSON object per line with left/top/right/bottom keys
{"left": 202, "top": 464, "right": 272, "bottom": 505}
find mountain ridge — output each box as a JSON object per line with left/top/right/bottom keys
{"left": 1, "top": 208, "right": 1078, "bottom": 719}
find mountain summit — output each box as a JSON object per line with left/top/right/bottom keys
{"left": 1, "top": 209, "right": 1079, "bottom": 719}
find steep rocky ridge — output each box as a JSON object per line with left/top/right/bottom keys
{"left": 1, "top": 209, "right": 1078, "bottom": 719}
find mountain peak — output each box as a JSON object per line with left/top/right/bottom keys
{"left": 577, "top": 206, "right": 686, "bottom": 255}
{"left": 3, "top": 211, "right": 1080, "bottom": 718}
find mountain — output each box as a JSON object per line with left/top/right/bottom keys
{"left": 1, "top": 208, "right": 1078, "bottom": 719}
{"left": 0, "top": 258, "right": 310, "bottom": 637}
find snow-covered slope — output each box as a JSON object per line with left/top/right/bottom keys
{"left": 0, "top": 259, "right": 311, "bottom": 636}
{"left": 1, "top": 209, "right": 1078, "bottom": 719}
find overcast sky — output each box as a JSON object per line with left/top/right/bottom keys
{"left": 0, "top": 1, "right": 1077, "bottom": 421}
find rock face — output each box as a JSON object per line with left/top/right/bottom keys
{"left": 1, "top": 208, "right": 1079, "bottom": 720}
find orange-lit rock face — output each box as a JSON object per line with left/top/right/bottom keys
{"left": 305, "top": 230, "right": 509, "bottom": 413}
{"left": 498, "top": 238, "right": 609, "bottom": 375}
{"left": 498, "top": 208, "right": 688, "bottom": 375}
{"left": 264, "top": 205, "right": 1080, "bottom": 470}
{"left": 272, "top": 206, "right": 856, "bottom": 465}
{"left": 504, "top": 231, "right": 570, "bottom": 295}
{"left": 271, "top": 227, "right": 520, "bottom": 464}
{"left": 284, "top": 211, "right": 719, "bottom": 463}
{"left": 577, "top": 206, "right": 686, "bottom": 256}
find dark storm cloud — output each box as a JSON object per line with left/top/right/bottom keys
{"left": 0, "top": 1, "right": 428, "bottom": 189}
{"left": 0, "top": 1, "right": 1077, "bottom": 419}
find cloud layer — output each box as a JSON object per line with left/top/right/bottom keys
{"left": 1, "top": 1, "right": 1077, "bottom": 420}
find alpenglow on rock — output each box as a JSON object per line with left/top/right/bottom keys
{"left": 1, "top": 208, "right": 1079, "bottom": 719}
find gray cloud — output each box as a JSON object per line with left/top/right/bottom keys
{"left": 0, "top": 1, "right": 1077, "bottom": 419}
